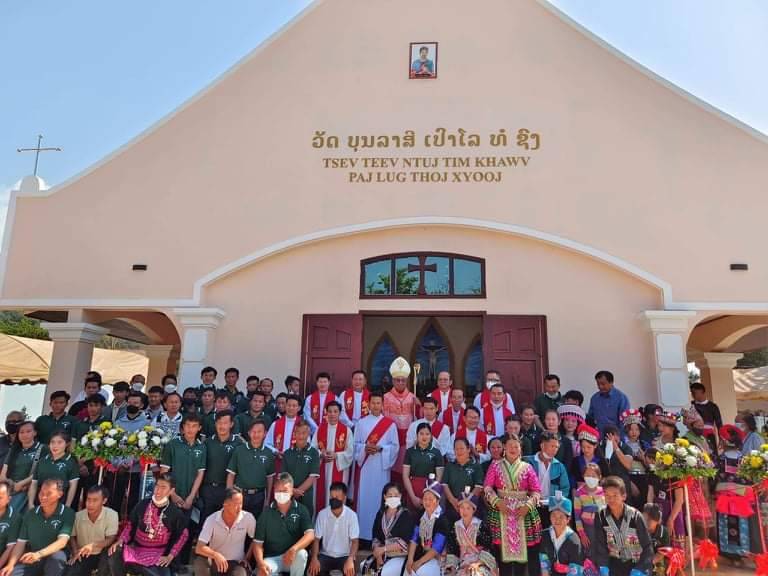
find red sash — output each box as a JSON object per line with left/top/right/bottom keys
{"left": 316, "top": 421, "right": 348, "bottom": 511}
{"left": 273, "top": 416, "right": 301, "bottom": 473}
{"left": 456, "top": 426, "right": 488, "bottom": 454}
{"left": 430, "top": 420, "right": 446, "bottom": 441}
{"left": 310, "top": 391, "right": 336, "bottom": 424}
{"left": 343, "top": 389, "right": 370, "bottom": 421}
{"left": 479, "top": 389, "right": 491, "bottom": 409}
{"left": 431, "top": 389, "right": 450, "bottom": 412}
{"left": 353, "top": 416, "right": 395, "bottom": 506}
{"left": 482, "top": 403, "right": 511, "bottom": 436}
{"left": 442, "top": 409, "right": 465, "bottom": 433}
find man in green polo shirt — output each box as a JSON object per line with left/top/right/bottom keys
{"left": 201, "top": 410, "right": 242, "bottom": 524}
{"left": 203, "top": 392, "right": 241, "bottom": 439}
{"left": 34, "top": 392, "right": 77, "bottom": 446}
{"left": 252, "top": 472, "right": 314, "bottom": 576}
{"left": 226, "top": 420, "right": 275, "bottom": 520}
{"left": 0, "top": 481, "right": 22, "bottom": 570}
{"left": 0, "top": 478, "right": 73, "bottom": 576}
{"left": 235, "top": 391, "right": 272, "bottom": 438}
{"left": 160, "top": 413, "right": 207, "bottom": 510}
{"left": 282, "top": 421, "right": 320, "bottom": 518}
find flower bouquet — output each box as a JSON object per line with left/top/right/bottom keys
{"left": 126, "top": 425, "right": 172, "bottom": 468}
{"left": 738, "top": 443, "right": 768, "bottom": 485}
{"left": 653, "top": 437, "right": 717, "bottom": 480}
{"left": 72, "top": 421, "right": 129, "bottom": 473}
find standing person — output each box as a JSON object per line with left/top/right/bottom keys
{"left": 451, "top": 406, "right": 489, "bottom": 463}
{"left": 573, "top": 463, "right": 605, "bottom": 555}
{"left": 404, "top": 479, "right": 450, "bottom": 576}
{"left": 484, "top": 434, "right": 543, "bottom": 576}
{"left": 430, "top": 371, "right": 453, "bottom": 413}
{"left": 129, "top": 375, "right": 149, "bottom": 408}
{"left": 442, "top": 388, "right": 466, "bottom": 434}
{"left": 105, "top": 381, "right": 130, "bottom": 422}
{"left": 523, "top": 431, "right": 570, "bottom": 528}
{"left": 648, "top": 411, "right": 686, "bottom": 549}
{"left": 586, "top": 371, "right": 630, "bottom": 435}
{"left": 237, "top": 375, "right": 261, "bottom": 414}
{"left": 73, "top": 395, "right": 108, "bottom": 503}
{"left": 260, "top": 379, "right": 277, "bottom": 420}
{"left": 473, "top": 369, "right": 516, "bottom": 414}
{"left": 201, "top": 411, "right": 242, "bottom": 525}
{"left": 540, "top": 409, "right": 573, "bottom": 472}
{"left": 194, "top": 487, "right": 255, "bottom": 576}
{"left": 145, "top": 387, "right": 165, "bottom": 422}
{"left": 0, "top": 414, "right": 24, "bottom": 468}
{"left": 571, "top": 424, "right": 609, "bottom": 487}
{"left": 0, "top": 481, "right": 22, "bottom": 570}
{"left": 593, "top": 476, "right": 653, "bottom": 576}
{"left": 599, "top": 424, "right": 634, "bottom": 499}
{"left": 383, "top": 357, "right": 421, "bottom": 482}
{"left": 690, "top": 382, "right": 722, "bottom": 454}
{"left": 402, "top": 423, "right": 444, "bottom": 514}
{"left": 67, "top": 376, "right": 104, "bottom": 419}
{"left": 621, "top": 409, "right": 650, "bottom": 508}
{"left": 353, "top": 392, "right": 399, "bottom": 542}
{"left": 304, "top": 373, "right": 338, "bottom": 435}
{"left": 283, "top": 421, "right": 320, "bottom": 518}
{"left": 341, "top": 370, "right": 370, "bottom": 429}
{"left": 361, "top": 483, "right": 414, "bottom": 576}
{"left": 642, "top": 503, "right": 670, "bottom": 576}
{"left": 223, "top": 368, "right": 245, "bottom": 409}
{"left": 197, "top": 366, "right": 218, "bottom": 398}
{"left": 266, "top": 395, "right": 303, "bottom": 469}
{"left": 0, "top": 479, "right": 73, "bottom": 576}
{"left": 441, "top": 438, "right": 484, "bottom": 523}
{"left": 479, "top": 383, "right": 512, "bottom": 438}
{"left": 203, "top": 392, "right": 239, "bottom": 438}
{"left": 538, "top": 495, "right": 583, "bottom": 576}
{"left": 680, "top": 407, "right": 713, "bottom": 537}
{"left": 28, "top": 432, "right": 78, "bottom": 509}
{"left": 111, "top": 391, "right": 151, "bottom": 514}
{"left": 226, "top": 420, "right": 275, "bottom": 520}
{"left": 406, "top": 397, "right": 451, "bottom": 457}
{"left": 161, "top": 374, "right": 178, "bottom": 395}
{"left": 737, "top": 412, "right": 763, "bottom": 454}
{"left": 273, "top": 393, "right": 288, "bottom": 420}
{"left": 519, "top": 406, "right": 540, "bottom": 456}
{"left": 252, "top": 473, "right": 314, "bottom": 576}
{"left": 107, "top": 474, "right": 189, "bottom": 576}
{"left": 0, "top": 423, "right": 42, "bottom": 511}
{"left": 483, "top": 437, "right": 504, "bottom": 475}
{"left": 557, "top": 404, "right": 585, "bottom": 466}
{"left": 562, "top": 390, "right": 584, "bottom": 407}
{"left": 66, "top": 485, "right": 118, "bottom": 576}
{"left": 533, "top": 375, "right": 563, "bottom": 428}
{"left": 234, "top": 391, "right": 272, "bottom": 438}
{"left": 155, "top": 392, "right": 183, "bottom": 438}
{"left": 311, "top": 402, "right": 353, "bottom": 514}
{"left": 308, "top": 482, "right": 359, "bottom": 576}
{"left": 284, "top": 376, "right": 303, "bottom": 400}
{"left": 445, "top": 489, "right": 496, "bottom": 576}
{"left": 640, "top": 404, "right": 661, "bottom": 446}
{"left": 34, "top": 391, "right": 77, "bottom": 446}
{"left": 200, "top": 389, "right": 216, "bottom": 422}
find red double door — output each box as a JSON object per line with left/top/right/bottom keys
{"left": 301, "top": 314, "right": 547, "bottom": 405}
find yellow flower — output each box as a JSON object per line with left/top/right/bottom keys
{"left": 702, "top": 453, "right": 711, "bottom": 463}
{"left": 751, "top": 456, "right": 763, "bottom": 469}
{"left": 127, "top": 434, "right": 137, "bottom": 445}
{"left": 655, "top": 452, "right": 663, "bottom": 461}
{"left": 662, "top": 454, "right": 674, "bottom": 466}
{"left": 143, "top": 426, "right": 154, "bottom": 432}
{"left": 99, "top": 422, "right": 112, "bottom": 431}
{"left": 676, "top": 438, "right": 689, "bottom": 448}
{"left": 761, "top": 444, "right": 768, "bottom": 452}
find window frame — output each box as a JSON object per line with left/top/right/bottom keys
{"left": 359, "top": 252, "right": 486, "bottom": 299}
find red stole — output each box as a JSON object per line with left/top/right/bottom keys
{"left": 482, "top": 403, "right": 511, "bottom": 436}
{"left": 430, "top": 419, "right": 446, "bottom": 440}
{"left": 310, "top": 391, "right": 336, "bottom": 424}
{"left": 431, "top": 389, "right": 450, "bottom": 412}
{"left": 343, "top": 388, "right": 370, "bottom": 421}
{"left": 478, "top": 389, "right": 491, "bottom": 409}
{"left": 442, "top": 408, "right": 465, "bottom": 433}
{"left": 456, "top": 426, "right": 488, "bottom": 455}
{"left": 353, "top": 415, "right": 395, "bottom": 507}
{"left": 316, "top": 421, "right": 348, "bottom": 511}
{"left": 273, "top": 416, "right": 301, "bottom": 473}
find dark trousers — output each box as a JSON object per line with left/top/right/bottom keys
{"left": 108, "top": 551, "right": 172, "bottom": 576}
{"left": 192, "top": 556, "right": 249, "bottom": 576}
{"left": 65, "top": 551, "right": 109, "bottom": 576}
{"left": 9, "top": 551, "right": 67, "bottom": 576}
{"left": 201, "top": 483, "right": 226, "bottom": 524}
{"left": 317, "top": 553, "right": 348, "bottom": 576}
{"left": 538, "top": 505, "right": 551, "bottom": 529}
{"left": 106, "top": 470, "right": 141, "bottom": 517}
{"left": 243, "top": 489, "right": 266, "bottom": 520}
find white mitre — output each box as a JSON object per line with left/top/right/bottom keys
{"left": 389, "top": 356, "right": 411, "bottom": 379}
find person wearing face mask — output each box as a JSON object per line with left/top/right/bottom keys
{"left": 362, "top": 483, "right": 414, "bottom": 575}
{"left": 573, "top": 463, "right": 605, "bottom": 554}
{"left": 109, "top": 392, "right": 150, "bottom": 516}
{"left": 523, "top": 432, "right": 570, "bottom": 529}
{"left": 736, "top": 412, "right": 762, "bottom": 455}
{"left": 252, "top": 473, "right": 314, "bottom": 576}
{"left": 129, "top": 374, "right": 148, "bottom": 404}
{"left": 680, "top": 407, "right": 713, "bottom": 539}
{"left": 689, "top": 382, "right": 722, "bottom": 454}
{"left": 308, "top": 482, "right": 359, "bottom": 576}
{"left": 473, "top": 369, "right": 516, "bottom": 414}
{"left": 160, "top": 374, "right": 178, "bottom": 396}
{"left": 533, "top": 375, "right": 563, "bottom": 429}
{"left": 0, "top": 413, "right": 24, "bottom": 467}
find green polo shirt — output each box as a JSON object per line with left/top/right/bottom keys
{"left": 533, "top": 393, "right": 563, "bottom": 419}
{"left": 18, "top": 503, "right": 75, "bottom": 552}
{"left": 34, "top": 413, "right": 78, "bottom": 444}
{"left": 203, "top": 434, "right": 243, "bottom": 485}
{"left": 442, "top": 458, "right": 484, "bottom": 498}
{"left": 74, "top": 417, "right": 108, "bottom": 440}
{"left": 234, "top": 411, "right": 272, "bottom": 438}
{"left": 282, "top": 444, "right": 320, "bottom": 516}
{"left": 0, "top": 505, "right": 22, "bottom": 555}
{"left": 403, "top": 445, "right": 444, "bottom": 478}
{"left": 7, "top": 442, "right": 47, "bottom": 483}
{"left": 254, "top": 500, "right": 313, "bottom": 557}
{"left": 33, "top": 453, "right": 79, "bottom": 484}
{"left": 226, "top": 442, "right": 275, "bottom": 490}
{"left": 160, "top": 438, "right": 207, "bottom": 499}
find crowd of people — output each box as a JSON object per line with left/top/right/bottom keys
{"left": 0, "top": 357, "right": 761, "bottom": 576}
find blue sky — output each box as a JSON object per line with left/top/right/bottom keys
{"left": 1, "top": 0, "right": 767, "bottom": 240}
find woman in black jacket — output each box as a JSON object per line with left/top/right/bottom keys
{"left": 362, "top": 482, "right": 416, "bottom": 576}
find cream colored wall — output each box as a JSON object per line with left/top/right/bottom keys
{"left": 204, "top": 226, "right": 661, "bottom": 406}
{"left": 4, "top": 0, "right": 768, "bottom": 307}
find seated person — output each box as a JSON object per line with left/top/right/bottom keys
{"left": 539, "top": 494, "right": 583, "bottom": 576}
{"left": 309, "top": 481, "right": 359, "bottom": 576}
{"left": 404, "top": 479, "right": 450, "bottom": 576}
{"left": 67, "top": 485, "right": 118, "bottom": 576}
{"left": 107, "top": 473, "right": 189, "bottom": 576}
{"left": 360, "top": 483, "right": 414, "bottom": 576}
{"left": 643, "top": 503, "right": 669, "bottom": 576}
{"left": 194, "top": 487, "right": 255, "bottom": 576}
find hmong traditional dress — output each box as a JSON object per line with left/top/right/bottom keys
{"left": 593, "top": 504, "right": 653, "bottom": 576}
{"left": 715, "top": 448, "right": 760, "bottom": 558}
{"left": 648, "top": 472, "right": 685, "bottom": 547}
{"left": 362, "top": 506, "right": 415, "bottom": 576}
{"left": 683, "top": 431, "right": 713, "bottom": 528}
{"left": 573, "top": 485, "right": 605, "bottom": 554}
{"left": 446, "top": 517, "right": 497, "bottom": 576}
{"left": 408, "top": 507, "right": 450, "bottom": 576}
{"left": 539, "top": 526, "right": 584, "bottom": 576}
{"left": 483, "top": 458, "right": 542, "bottom": 564}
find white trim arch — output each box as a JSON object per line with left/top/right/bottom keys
{"left": 192, "top": 216, "right": 673, "bottom": 306}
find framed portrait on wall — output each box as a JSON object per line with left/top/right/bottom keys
{"left": 409, "top": 42, "right": 438, "bottom": 79}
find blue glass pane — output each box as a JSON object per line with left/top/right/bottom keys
{"left": 423, "top": 256, "right": 450, "bottom": 295}
{"left": 395, "top": 257, "right": 420, "bottom": 295}
{"left": 453, "top": 258, "right": 482, "bottom": 295}
{"left": 464, "top": 340, "right": 483, "bottom": 395}
{"left": 415, "top": 324, "right": 451, "bottom": 385}
{"left": 370, "top": 336, "right": 398, "bottom": 391}
{"left": 364, "top": 259, "right": 391, "bottom": 295}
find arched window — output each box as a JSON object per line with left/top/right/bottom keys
{"left": 360, "top": 252, "right": 485, "bottom": 298}
{"left": 369, "top": 334, "right": 399, "bottom": 392}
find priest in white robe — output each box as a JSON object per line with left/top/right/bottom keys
{"left": 311, "top": 400, "right": 354, "bottom": 512}
{"left": 353, "top": 391, "right": 399, "bottom": 541}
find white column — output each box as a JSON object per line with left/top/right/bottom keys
{"left": 144, "top": 344, "right": 176, "bottom": 387}
{"left": 694, "top": 352, "right": 743, "bottom": 426}
{"left": 171, "top": 308, "right": 225, "bottom": 390}
{"left": 40, "top": 322, "right": 109, "bottom": 399}
{"left": 644, "top": 311, "right": 697, "bottom": 410}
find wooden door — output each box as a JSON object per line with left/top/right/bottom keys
{"left": 301, "top": 314, "right": 363, "bottom": 395}
{"left": 482, "top": 315, "right": 548, "bottom": 408}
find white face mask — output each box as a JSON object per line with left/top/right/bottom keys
{"left": 584, "top": 477, "right": 599, "bottom": 489}
{"left": 385, "top": 496, "right": 401, "bottom": 509}
{"left": 132, "top": 382, "right": 144, "bottom": 391}
{"left": 485, "top": 380, "right": 498, "bottom": 390}
{"left": 545, "top": 391, "right": 559, "bottom": 399}
{"left": 274, "top": 491, "right": 291, "bottom": 505}
{"left": 164, "top": 385, "right": 177, "bottom": 394}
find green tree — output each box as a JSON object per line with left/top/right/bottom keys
{"left": 737, "top": 348, "right": 768, "bottom": 369}
{"left": 0, "top": 312, "right": 49, "bottom": 340}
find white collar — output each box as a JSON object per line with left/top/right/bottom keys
{"left": 422, "top": 505, "right": 443, "bottom": 521}
{"left": 549, "top": 525, "right": 573, "bottom": 553}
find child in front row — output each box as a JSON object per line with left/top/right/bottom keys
{"left": 574, "top": 462, "right": 605, "bottom": 554}
{"left": 643, "top": 503, "right": 670, "bottom": 576}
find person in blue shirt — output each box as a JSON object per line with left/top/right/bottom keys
{"left": 586, "top": 371, "right": 629, "bottom": 436}
{"left": 410, "top": 46, "right": 434, "bottom": 77}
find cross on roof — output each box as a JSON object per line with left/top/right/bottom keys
{"left": 17, "top": 134, "right": 62, "bottom": 176}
